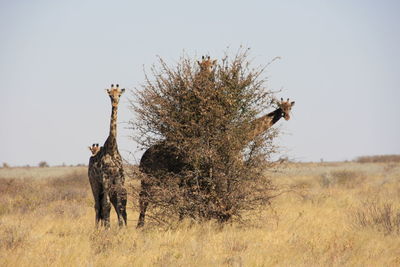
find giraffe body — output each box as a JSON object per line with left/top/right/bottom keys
{"left": 137, "top": 142, "right": 188, "bottom": 227}
{"left": 88, "top": 84, "right": 127, "bottom": 227}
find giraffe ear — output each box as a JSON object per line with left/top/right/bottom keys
{"left": 121, "top": 88, "right": 125, "bottom": 93}
{"left": 291, "top": 101, "right": 295, "bottom": 106}
{"left": 197, "top": 60, "right": 201, "bottom": 66}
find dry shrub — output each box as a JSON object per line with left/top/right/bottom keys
{"left": 2, "top": 163, "right": 10, "bottom": 168}
{"left": 0, "top": 178, "right": 26, "bottom": 195}
{"left": 0, "top": 178, "right": 40, "bottom": 214}
{"left": 89, "top": 229, "right": 133, "bottom": 255}
{"left": 46, "top": 171, "right": 88, "bottom": 202}
{"left": 89, "top": 229, "right": 115, "bottom": 254}
{"left": 0, "top": 222, "right": 29, "bottom": 250}
{"left": 130, "top": 49, "right": 280, "bottom": 225}
{"left": 320, "top": 170, "right": 365, "bottom": 189}
{"left": 356, "top": 155, "right": 400, "bottom": 163}
{"left": 352, "top": 199, "right": 400, "bottom": 235}
{"left": 49, "top": 201, "right": 86, "bottom": 219}
{"left": 0, "top": 170, "right": 89, "bottom": 215}
{"left": 48, "top": 171, "right": 87, "bottom": 188}
{"left": 38, "top": 161, "right": 49, "bottom": 168}
{"left": 224, "top": 255, "right": 243, "bottom": 267}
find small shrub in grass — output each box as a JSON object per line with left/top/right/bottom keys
{"left": 0, "top": 171, "right": 89, "bottom": 215}
{"left": 89, "top": 228, "right": 125, "bottom": 254}
{"left": 319, "top": 173, "right": 332, "bottom": 188}
{"left": 320, "top": 170, "right": 365, "bottom": 189}
{"left": 332, "top": 170, "right": 365, "bottom": 188}
{"left": 49, "top": 171, "right": 87, "bottom": 188}
{"left": 352, "top": 199, "right": 400, "bottom": 235}
{"left": 51, "top": 201, "right": 85, "bottom": 219}
{"left": 38, "top": 161, "right": 49, "bottom": 168}
{"left": 355, "top": 154, "right": 400, "bottom": 163}
{"left": 46, "top": 171, "right": 88, "bottom": 202}
{"left": 0, "top": 223, "right": 28, "bottom": 250}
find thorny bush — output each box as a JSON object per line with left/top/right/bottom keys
{"left": 129, "top": 49, "right": 283, "bottom": 225}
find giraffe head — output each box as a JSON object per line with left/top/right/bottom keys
{"left": 278, "top": 98, "right": 295, "bottom": 120}
{"left": 88, "top": 143, "right": 100, "bottom": 156}
{"left": 107, "top": 84, "right": 125, "bottom": 107}
{"left": 197, "top": 55, "right": 217, "bottom": 73}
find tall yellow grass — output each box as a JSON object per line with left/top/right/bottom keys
{"left": 1, "top": 162, "right": 399, "bottom": 266}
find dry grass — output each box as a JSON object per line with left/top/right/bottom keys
{"left": 0, "top": 162, "right": 400, "bottom": 266}
{"left": 355, "top": 154, "right": 400, "bottom": 163}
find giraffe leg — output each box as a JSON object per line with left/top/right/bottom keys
{"left": 101, "top": 176, "right": 112, "bottom": 228}
{"left": 120, "top": 187, "right": 128, "bottom": 226}
{"left": 89, "top": 175, "right": 103, "bottom": 227}
{"left": 116, "top": 171, "right": 127, "bottom": 226}
{"left": 110, "top": 188, "right": 120, "bottom": 225}
{"left": 111, "top": 185, "right": 127, "bottom": 227}
{"left": 137, "top": 188, "right": 149, "bottom": 228}
{"left": 94, "top": 195, "right": 102, "bottom": 227}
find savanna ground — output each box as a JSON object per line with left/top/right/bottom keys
{"left": 1, "top": 161, "right": 399, "bottom": 266}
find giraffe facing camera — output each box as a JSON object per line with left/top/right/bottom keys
{"left": 278, "top": 98, "right": 295, "bottom": 121}
{"left": 197, "top": 55, "right": 217, "bottom": 73}
{"left": 106, "top": 84, "right": 125, "bottom": 107}
{"left": 88, "top": 143, "right": 100, "bottom": 156}
{"left": 88, "top": 84, "right": 127, "bottom": 228}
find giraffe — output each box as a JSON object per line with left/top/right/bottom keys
{"left": 89, "top": 143, "right": 100, "bottom": 156}
{"left": 247, "top": 98, "right": 295, "bottom": 141}
{"left": 194, "top": 55, "right": 217, "bottom": 86}
{"left": 136, "top": 96, "right": 295, "bottom": 227}
{"left": 88, "top": 84, "right": 127, "bottom": 227}
{"left": 197, "top": 55, "right": 217, "bottom": 73}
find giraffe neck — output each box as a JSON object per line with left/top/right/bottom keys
{"left": 248, "top": 108, "right": 283, "bottom": 140}
{"left": 195, "top": 68, "right": 213, "bottom": 82}
{"left": 104, "top": 103, "right": 119, "bottom": 151}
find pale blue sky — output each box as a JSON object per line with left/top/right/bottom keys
{"left": 1, "top": 0, "right": 399, "bottom": 166}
